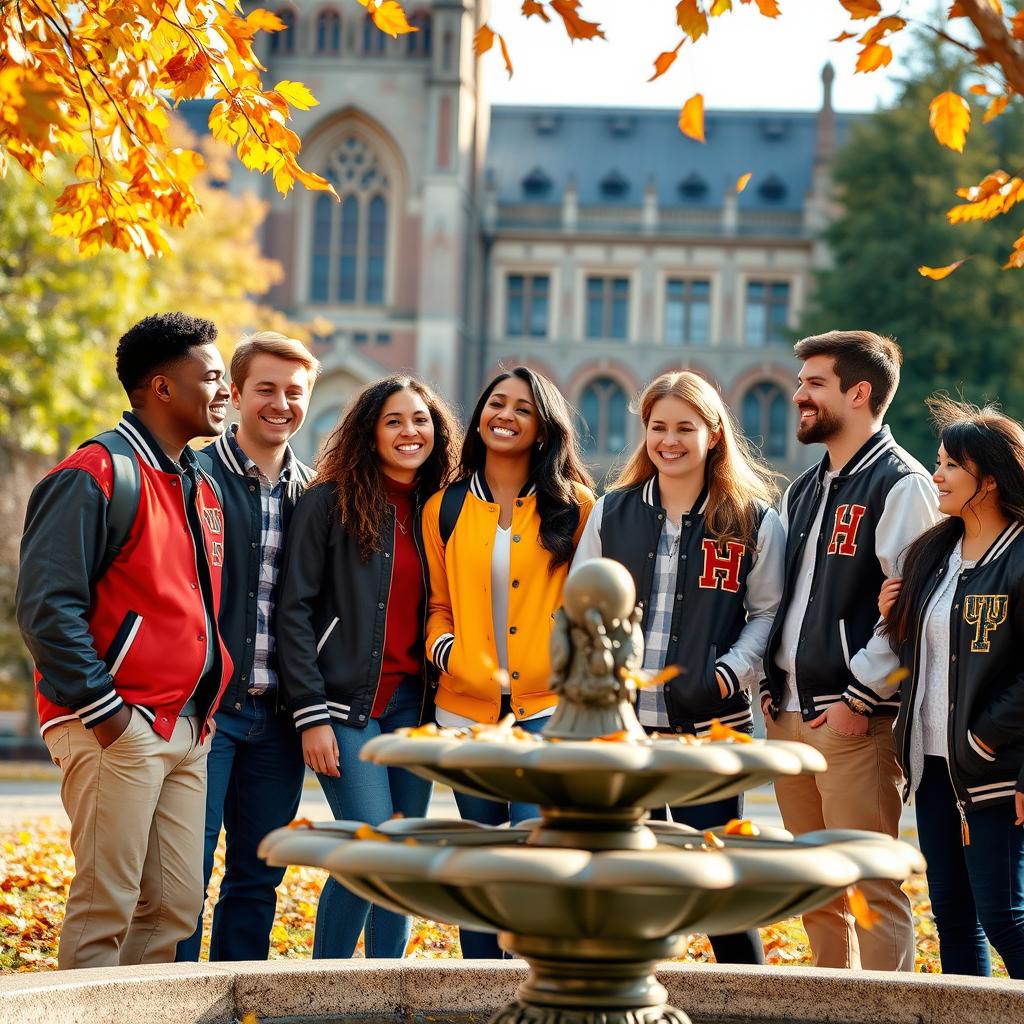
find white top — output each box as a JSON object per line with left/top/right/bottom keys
{"left": 775, "top": 470, "right": 837, "bottom": 711}
{"left": 435, "top": 523, "right": 552, "bottom": 728}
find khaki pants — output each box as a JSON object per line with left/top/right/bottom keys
{"left": 766, "top": 710, "right": 915, "bottom": 972}
{"left": 43, "top": 709, "right": 208, "bottom": 969}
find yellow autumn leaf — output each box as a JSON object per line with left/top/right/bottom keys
{"left": 848, "top": 885, "right": 882, "bottom": 929}
{"left": 855, "top": 43, "right": 892, "bottom": 73}
{"left": 710, "top": 0, "right": 732, "bottom": 14}
{"left": 984, "top": 95, "right": 1009, "bottom": 124}
{"left": 724, "top": 818, "right": 761, "bottom": 836}
{"left": 678, "top": 92, "right": 705, "bottom": 142}
{"left": 736, "top": 171, "right": 752, "bottom": 192}
{"left": 246, "top": 9, "right": 286, "bottom": 32}
{"left": 676, "top": 0, "right": 708, "bottom": 41}
{"left": 708, "top": 718, "right": 753, "bottom": 742}
{"left": 918, "top": 260, "right": 967, "bottom": 281}
{"left": 474, "top": 24, "right": 495, "bottom": 56}
{"left": 703, "top": 830, "right": 726, "bottom": 849}
{"left": 929, "top": 91, "right": 971, "bottom": 153}
{"left": 839, "top": 0, "right": 881, "bottom": 18}
{"left": 240, "top": 1012, "right": 258, "bottom": 1024}
{"left": 372, "top": 0, "right": 419, "bottom": 37}
{"left": 274, "top": 80, "right": 318, "bottom": 111}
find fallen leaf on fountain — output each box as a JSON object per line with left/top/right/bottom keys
{"left": 708, "top": 719, "right": 754, "bottom": 743}
{"left": 354, "top": 824, "right": 389, "bottom": 842}
{"left": 703, "top": 831, "right": 725, "bottom": 849}
{"left": 723, "top": 819, "right": 761, "bottom": 837}
{"left": 593, "top": 730, "right": 632, "bottom": 742}
{"left": 848, "top": 885, "right": 882, "bottom": 930}
{"left": 287, "top": 818, "right": 314, "bottom": 830}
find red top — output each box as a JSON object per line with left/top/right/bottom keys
{"left": 372, "top": 476, "right": 424, "bottom": 717}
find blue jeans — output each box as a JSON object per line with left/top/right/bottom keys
{"left": 175, "top": 694, "right": 305, "bottom": 962}
{"left": 451, "top": 712, "right": 548, "bottom": 959}
{"left": 313, "top": 677, "right": 432, "bottom": 958}
{"left": 915, "top": 755, "right": 1024, "bottom": 978}
{"left": 650, "top": 795, "right": 764, "bottom": 965}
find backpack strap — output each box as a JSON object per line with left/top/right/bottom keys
{"left": 80, "top": 431, "right": 141, "bottom": 580}
{"left": 439, "top": 477, "right": 472, "bottom": 547}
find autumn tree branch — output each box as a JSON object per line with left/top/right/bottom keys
{"left": 958, "top": 0, "right": 1024, "bottom": 96}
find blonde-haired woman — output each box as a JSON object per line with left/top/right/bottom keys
{"left": 572, "top": 370, "right": 785, "bottom": 965}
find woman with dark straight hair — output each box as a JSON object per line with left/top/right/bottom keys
{"left": 422, "top": 365, "right": 595, "bottom": 958}
{"left": 277, "top": 375, "right": 461, "bottom": 959}
{"left": 880, "top": 396, "right": 1024, "bottom": 978}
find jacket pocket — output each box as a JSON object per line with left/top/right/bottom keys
{"left": 966, "top": 729, "right": 997, "bottom": 763}
{"left": 104, "top": 612, "right": 143, "bottom": 677}
{"left": 316, "top": 616, "right": 340, "bottom": 655}
{"left": 838, "top": 619, "right": 852, "bottom": 670}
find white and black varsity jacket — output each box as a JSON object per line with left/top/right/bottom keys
{"left": 762, "top": 426, "right": 939, "bottom": 721}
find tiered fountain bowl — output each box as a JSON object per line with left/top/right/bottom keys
{"left": 260, "top": 559, "right": 924, "bottom": 1024}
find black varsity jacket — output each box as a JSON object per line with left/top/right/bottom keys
{"left": 893, "top": 521, "right": 1024, "bottom": 809}
{"left": 573, "top": 477, "right": 785, "bottom": 735}
{"left": 762, "top": 426, "right": 938, "bottom": 721}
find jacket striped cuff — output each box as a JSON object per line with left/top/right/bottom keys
{"left": 293, "top": 702, "right": 331, "bottom": 733}
{"left": 842, "top": 681, "right": 885, "bottom": 716}
{"left": 715, "top": 662, "right": 741, "bottom": 700}
{"left": 75, "top": 687, "right": 125, "bottom": 729}
{"left": 430, "top": 633, "right": 455, "bottom": 674}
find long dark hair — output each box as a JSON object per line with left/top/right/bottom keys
{"left": 313, "top": 375, "right": 462, "bottom": 560}
{"left": 458, "top": 366, "right": 594, "bottom": 569}
{"left": 884, "top": 396, "right": 1024, "bottom": 647}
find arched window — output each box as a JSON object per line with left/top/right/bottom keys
{"left": 269, "top": 8, "right": 296, "bottom": 54}
{"left": 741, "top": 382, "right": 788, "bottom": 459}
{"left": 580, "top": 377, "right": 629, "bottom": 456}
{"left": 316, "top": 10, "right": 341, "bottom": 54}
{"left": 407, "top": 10, "right": 432, "bottom": 55}
{"left": 363, "top": 15, "right": 388, "bottom": 55}
{"left": 309, "top": 133, "right": 391, "bottom": 306}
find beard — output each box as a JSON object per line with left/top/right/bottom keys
{"left": 796, "top": 403, "right": 843, "bottom": 444}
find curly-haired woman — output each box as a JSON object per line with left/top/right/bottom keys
{"left": 277, "top": 375, "right": 461, "bottom": 959}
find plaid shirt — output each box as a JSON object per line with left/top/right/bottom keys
{"left": 636, "top": 516, "right": 680, "bottom": 729}
{"left": 226, "top": 427, "right": 291, "bottom": 696}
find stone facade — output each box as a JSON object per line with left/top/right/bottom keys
{"left": 249, "top": 1, "right": 852, "bottom": 481}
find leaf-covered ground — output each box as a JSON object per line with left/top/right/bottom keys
{"left": 0, "top": 816, "right": 995, "bottom": 975}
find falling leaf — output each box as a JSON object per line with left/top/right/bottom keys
{"left": 748, "top": 0, "right": 781, "bottom": 16}
{"left": 831, "top": 31, "right": 856, "bottom": 42}
{"left": 710, "top": 0, "right": 733, "bottom": 14}
{"left": 918, "top": 260, "right": 967, "bottom": 280}
{"left": 983, "top": 95, "right": 1009, "bottom": 124}
{"left": 855, "top": 43, "right": 892, "bottom": 73}
{"left": 929, "top": 91, "right": 971, "bottom": 152}
{"left": 522, "top": 1, "right": 551, "bottom": 21}
{"left": 550, "top": 0, "right": 605, "bottom": 41}
{"left": 474, "top": 24, "right": 495, "bottom": 56}
{"left": 885, "top": 666, "right": 911, "bottom": 686}
{"left": 676, "top": 0, "right": 708, "bottom": 41}
{"left": 498, "top": 33, "right": 514, "bottom": 77}
{"left": 848, "top": 886, "right": 882, "bottom": 929}
{"left": 724, "top": 818, "right": 761, "bottom": 836}
{"left": 839, "top": 0, "right": 881, "bottom": 18}
{"left": 969, "top": 83, "right": 990, "bottom": 95}
{"left": 858, "top": 15, "right": 905, "bottom": 46}
{"left": 649, "top": 42, "right": 683, "bottom": 82}
{"left": 678, "top": 93, "right": 705, "bottom": 142}
{"left": 736, "top": 171, "right": 752, "bottom": 192}
{"left": 372, "top": 1, "right": 419, "bottom": 37}
{"left": 273, "top": 81, "right": 318, "bottom": 110}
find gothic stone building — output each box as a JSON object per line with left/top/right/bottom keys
{"left": 242, "top": 1, "right": 852, "bottom": 480}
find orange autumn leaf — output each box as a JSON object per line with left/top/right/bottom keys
{"left": 475, "top": 24, "right": 495, "bottom": 56}
{"left": 1014, "top": 11, "right": 1024, "bottom": 40}
{"left": 649, "top": 41, "right": 684, "bottom": 81}
{"left": 372, "top": 1, "right": 419, "bottom": 37}
{"left": 703, "top": 830, "right": 726, "bottom": 849}
{"left": 593, "top": 730, "right": 631, "bottom": 742}
{"left": 736, "top": 171, "right": 753, "bottom": 192}
{"left": 969, "top": 83, "right": 991, "bottom": 95}
{"left": 831, "top": 31, "right": 856, "bottom": 42}
{"left": 744, "top": 0, "right": 781, "bottom": 17}
{"left": 678, "top": 93, "right": 705, "bottom": 142}
{"left": 848, "top": 885, "right": 882, "bottom": 929}
{"left": 498, "top": 33, "right": 515, "bottom": 77}
{"left": 855, "top": 43, "right": 893, "bottom": 73}
{"left": 550, "top": 0, "right": 606, "bottom": 41}
{"left": 522, "top": 0, "right": 551, "bottom": 21}
{"left": 676, "top": 0, "right": 709, "bottom": 42}
{"left": 708, "top": 718, "right": 754, "bottom": 742}
{"left": 724, "top": 818, "right": 761, "bottom": 836}
{"left": 983, "top": 94, "right": 1009, "bottom": 124}
{"left": 858, "top": 16, "right": 906, "bottom": 47}
{"left": 929, "top": 91, "right": 971, "bottom": 152}
{"left": 354, "top": 824, "right": 389, "bottom": 842}
{"left": 839, "top": 0, "right": 881, "bottom": 18}
{"left": 918, "top": 260, "right": 967, "bottom": 280}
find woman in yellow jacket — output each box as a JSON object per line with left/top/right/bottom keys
{"left": 423, "top": 366, "right": 594, "bottom": 956}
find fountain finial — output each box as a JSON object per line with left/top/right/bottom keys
{"left": 544, "top": 558, "right": 648, "bottom": 740}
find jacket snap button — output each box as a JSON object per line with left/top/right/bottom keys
{"left": 951, "top": 654, "right": 957, "bottom": 663}
{"left": 251, "top": 542, "right": 257, "bottom": 549}
{"left": 671, "top": 635, "right": 678, "bottom": 643}
{"left": 511, "top": 671, "right": 520, "bottom": 680}
{"left": 248, "top": 591, "right": 255, "bottom": 598}
{"left": 647, "top": 552, "right": 654, "bottom": 560}
{"left": 197, "top": 635, "right": 205, "bottom": 642}
{"left": 509, "top": 626, "right": 517, "bottom": 634}
{"left": 517, "top": 707, "right": 524, "bottom": 715}
{"left": 245, "top": 637, "right": 253, "bottom": 644}
{"left": 513, "top": 534, "right": 521, "bottom": 542}
{"left": 372, "top": 649, "right": 379, "bottom": 658}
{"left": 191, "top": 583, "right": 198, "bottom": 590}
{"left": 359, "top": 714, "right": 366, "bottom": 721}
{"left": 516, "top": 500, "right": 523, "bottom": 507}
{"left": 378, "top": 602, "right": 385, "bottom": 609}
{"left": 512, "top": 579, "right": 520, "bottom": 588}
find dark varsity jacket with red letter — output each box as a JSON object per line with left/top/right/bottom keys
{"left": 17, "top": 412, "right": 233, "bottom": 740}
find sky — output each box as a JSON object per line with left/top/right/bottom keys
{"left": 481, "top": 0, "right": 943, "bottom": 113}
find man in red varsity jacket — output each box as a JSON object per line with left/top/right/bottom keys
{"left": 16, "top": 313, "right": 234, "bottom": 970}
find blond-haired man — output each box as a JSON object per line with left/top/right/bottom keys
{"left": 177, "top": 332, "right": 320, "bottom": 961}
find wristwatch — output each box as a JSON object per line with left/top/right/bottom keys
{"left": 841, "top": 695, "right": 871, "bottom": 716}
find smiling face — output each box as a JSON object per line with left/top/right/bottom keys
{"left": 645, "top": 395, "right": 718, "bottom": 481}
{"left": 478, "top": 375, "right": 541, "bottom": 456}
{"left": 374, "top": 387, "right": 435, "bottom": 483}
{"left": 232, "top": 353, "right": 311, "bottom": 450}
{"left": 793, "top": 354, "right": 849, "bottom": 445}
{"left": 163, "top": 342, "right": 230, "bottom": 439}
{"left": 934, "top": 443, "right": 988, "bottom": 519}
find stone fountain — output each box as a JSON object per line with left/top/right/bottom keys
{"left": 259, "top": 558, "right": 924, "bottom": 1024}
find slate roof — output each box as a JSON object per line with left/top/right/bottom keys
{"left": 486, "top": 105, "right": 857, "bottom": 213}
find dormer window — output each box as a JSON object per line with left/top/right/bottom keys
{"left": 522, "top": 168, "right": 552, "bottom": 197}
{"left": 758, "top": 175, "right": 787, "bottom": 203}
{"left": 678, "top": 173, "right": 709, "bottom": 201}
{"left": 600, "top": 170, "right": 629, "bottom": 199}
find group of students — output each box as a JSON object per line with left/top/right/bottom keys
{"left": 15, "top": 314, "right": 1024, "bottom": 981}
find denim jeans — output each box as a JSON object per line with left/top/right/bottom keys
{"left": 451, "top": 711, "right": 549, "bottom": 959}
{"left": 313, "top": 676, "right": 432, "bottom": 958}
{"left": 649, "top": 795, "right": 764, "bottom": 965}
{"left": 915, "top": 755, "right": 1024, "bottom": 978}
{"left": 175, "top": 694, "right": 305, "bottom": 962}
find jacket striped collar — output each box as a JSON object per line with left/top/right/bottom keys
{"left": 469, "top": 470, "right": 537, "bottom": 503}
{"left": 973, "top": 521, "right": 1024, "bottom": 569}
{"left": 211, "top": 424, "right": 312, "bottom": 486}
{"left": 115, "top": 411, "right": 197, "bottom": 474}
{"left": 640, "top": 475, "right": 711, "bottom": 515}
{"left": 816, "top": 425, "right": 896, "bottom": 482}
